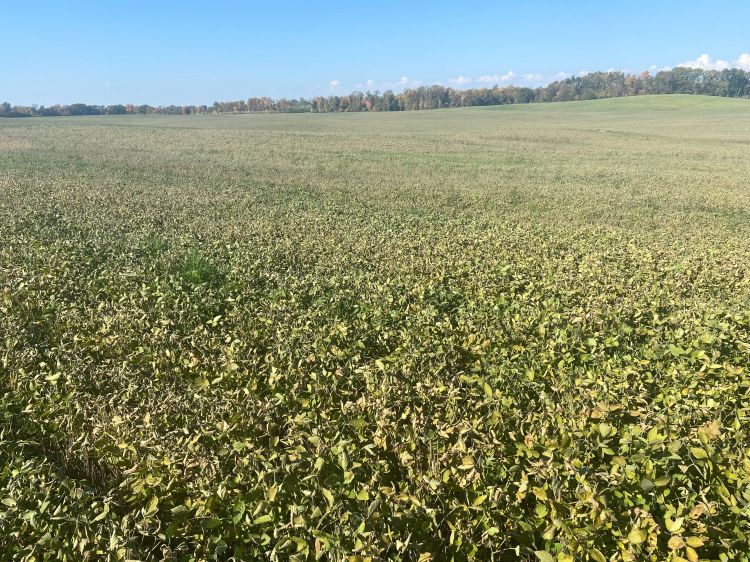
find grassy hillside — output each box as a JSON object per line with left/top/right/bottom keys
{"left": 1, "top": 95, "right": 749, "bottom": 561}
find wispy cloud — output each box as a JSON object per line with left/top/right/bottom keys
{"left": 324, "top": 76, "right": 424, "bottom": 94}
{"left": 354, "top": 79, "right": 376, "bottom": 90}
{"left": 449, "top": 70, "right": 548, "bottom": 86}
{"left": 389, "top": 76, "right": 423, "bottom": 89}
{"left": 478, "top": 71, "right": 515, "bottom": 83}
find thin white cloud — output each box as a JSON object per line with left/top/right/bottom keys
{"left": 388, "top": 76, "right": 423, "bottom": 89}
{"left": 477, "top": 71, "right": 516, "bottom": 83}
{"left": 522, "top": 73, "right": 544, "bottom": 81}
{"left": 451, "top": 70, "right": 551, "bottom": 86}
{"left": 337, "top": 76, "right": 425, "bottom": 93}
{"left": 448, "top": 70, "right": 556, "bottom": 87}
{"left": 353, "top": 78, "right": 377, "bottom": 90}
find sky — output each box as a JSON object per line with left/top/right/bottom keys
{"left": 2, "top": 0, "right": 750, "bottom": 106}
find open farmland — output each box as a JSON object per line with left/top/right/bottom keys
{"left": 1, "top": 95, "right": 750, "bottom": 561}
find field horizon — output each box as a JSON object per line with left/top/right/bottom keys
{"left": 5, "top": 92, "right": 749, "bottom": 118}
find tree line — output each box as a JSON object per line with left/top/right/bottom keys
{"left": 2, "top": 67, "right": 749, "bottom": 118}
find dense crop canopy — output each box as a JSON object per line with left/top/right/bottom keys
{"left": 1, "top": 95, "right": 749, "bottom": 561}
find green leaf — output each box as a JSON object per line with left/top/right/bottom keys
{"left": 233, "top": 500, "right": 246, "bottom": 524}
{"left": 669, "top": 344, "right": 685, "bottom": 356}
{"left": 92, "top": 502, "right": 110, "bottom": 522}
{"left": 171, "top": 505, "right": 189, "bottom": 516}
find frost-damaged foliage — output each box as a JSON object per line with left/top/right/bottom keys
{"left": 1, "top": 96, "right": 750, "bottom": 561}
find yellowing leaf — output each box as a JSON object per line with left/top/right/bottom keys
{"left": 458, "top": 456, "right": 475, "bottom": 470}
{"left": 534, "top": 551, "right": 555, "bottom": 562}
{"left": 483, "top": 382, "right": 493, "bottom": 397}
{"left": 628, "top": 528, "right": 646, "bottom": 544}
{"left": 321, "top": 487, "right": 335, "bottom": 508}
{"left": 472, "top": 494, "right": 487, "bottom": 506}
{"left": 144, "top": 495, "right": 158, "bottom": 516}
{"left": 666, "top": 516, "right": 684, "bottom": 532}
{"left": 691, "top": 447, "right": 708, "bottom": 459}
{"left": 253, "top": 514, "right": 273, "bottom": 525}
{"left": 668, "top": 535, "right": 685, "bottom": 550}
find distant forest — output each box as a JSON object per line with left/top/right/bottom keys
{"left": 3, "top": 67, "right": 749, "bottom": 117}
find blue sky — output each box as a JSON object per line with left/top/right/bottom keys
{"left": 2, "top": 0, "right": 749, "bottom": 106}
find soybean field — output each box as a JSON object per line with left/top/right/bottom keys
{"left": 1, "top": 95, "right": 750, "bottom": 561}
